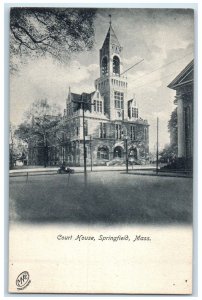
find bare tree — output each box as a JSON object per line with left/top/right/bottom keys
{"left": 15, "top": 99, "right": 62, "bottom": 167}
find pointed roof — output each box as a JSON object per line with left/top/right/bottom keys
{"left": 68, "top": 91, "right": 95, "bottom": 111}
{"left": 168, "top": 60, "right": 194, "bottom": 90}
{"left": 69, "top": 92, "right": 81, "bottom": 102}
{"left": 102, "top": 24, "right": 121, "bottom": 49}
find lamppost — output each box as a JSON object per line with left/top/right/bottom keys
{"left": 156, "top": 117, "right": 159, "bottom": 175}
{"left": 59, "top": 130, "right": 67, "bottom": 166}
{"left": 123, "top": 128, "right": 129, "bottom": 173}
{"left": 85, "top": 135, "right": 93, "bottom": 171}
{"left": 125, "top": 137, "right": 129, "bottom": 173}
{"left": 90, "top": 135, "right": 93, "bottom": 171}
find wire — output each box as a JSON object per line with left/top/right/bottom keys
{"left": 120, "top": 59, "right": 144, "bottom": 76}
{"left": 133, "top": 70, "right": 182, "bottom": 90}
{"left": 129, "top": 52, "right": 193, "bottom": 83}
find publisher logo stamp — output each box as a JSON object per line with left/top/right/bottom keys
{"left": 16, "top": 271, "right": 31, "bottom": 290}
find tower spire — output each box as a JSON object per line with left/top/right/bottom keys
{"left": 109, "top": 14, "right": 112, "bottom": 26}
{"left": 68, "top": 86, "right": 71, "bottom": 102}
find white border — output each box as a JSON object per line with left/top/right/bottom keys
{"left": 1, "top": 1, "right": 201, "bottom": 300}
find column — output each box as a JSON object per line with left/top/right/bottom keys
{"left": 177, "top": 92, "right": 185, "bottom": 158}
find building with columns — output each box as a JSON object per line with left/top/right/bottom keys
{"left": 63, "top": 22, "right": 149, "bottom": 166}
{"left": 168, "top": 60, "right": 193, "bottom": 166}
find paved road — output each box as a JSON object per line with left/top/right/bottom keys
{"left": 9, "top": 171, "right": 193, "bottom": 225}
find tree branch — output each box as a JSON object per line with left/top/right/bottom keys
{"left": 14, "top": 23, "right": 50, "bottom": 44}
{"left": 33, "top": 12, "right": 48, "bottom": 26}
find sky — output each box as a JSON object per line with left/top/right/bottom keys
{"left": 10, "top": 8, "right": 194, "bottom": 151}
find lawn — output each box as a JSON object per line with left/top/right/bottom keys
{"left": 9, "top": 171, "right": 193, "bottom": 225}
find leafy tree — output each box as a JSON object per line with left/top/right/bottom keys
{"left": 159, "top": 144, "right": 178, "bottom": 163}
{"left": 15, "top": 99, "right": 62, "bottom": 167}
{"left": 9, "top": 123, "right": 28, "bottom": 169}
{"left": 10, "top": 7, "right": 97, "bottom": 70}
{"left": 160, "top": 108, "right": 178, "bottom": 163}
{"left": 9, "top": 124, "right": 16, "bottom": 169}
{"left": 168, "top": 107, "right": 177, "bottom": 146}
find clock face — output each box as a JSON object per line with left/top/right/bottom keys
{"left": 112, "top": 44, "right": 121, "bottom": 54}
{"left": 115, "top": 47, "right": 120, "bottom": 54}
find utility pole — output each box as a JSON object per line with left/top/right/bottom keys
{"left": 82, "top": 100, "right": 87, "bottom": 186}
{"left": 156, "top": 117, "right": 159, "bottom": 175}
{"left": 72, "top": 94, "right": 94, "bottom": 186}
{"left": 44, "top": 132, "right": 47, "bottom": 168}
{"left": 123, "top": 128, "right": 129, "bottom": 174}
{"left": 90, "top": 135, "right": 93, "bottom": 171}
{"left": 125, "top": 137, "right": 129, "bottom": 173}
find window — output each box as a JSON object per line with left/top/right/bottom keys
{"left": 115, "top": 124, "right": 122, "bottom": 139}
{"left": 97, "top": 146, "right": 109, "bottom": 159}
{"left": 144, "top": 127, "right": 148, "bottom": 141}
{"left": 130, "top": 126, "right": 137, "bottom": 140}
{"left": 114, "top": 91, "right": 124, "bottom": 109}
{"left": 99, "top": 122, "right": 106, "bottom": 138}
{"left": 102, "top": 56, "right": 108, "bottom": 75}
{"left": 94, "top": 100, "right": 103, "bottom": 113}
{"left": 98, "top": 101, "right": 102, "bottom": 113}
{"left": 113, "top": 56, "right": 120, "bottom": 75}
{"left": 132, "top": 107, "right": 138, "bottom": 118}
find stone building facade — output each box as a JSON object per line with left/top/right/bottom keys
{"left": 62, "top": 23, "right": 149, "bottom": 166}
{"left": 168, "top": 60, "right": 193, "bottom": 163}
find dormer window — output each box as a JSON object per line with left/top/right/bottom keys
{"left": 93, "top": 100, "right": 103, "bottom": 113}
{"left": 132, "top": 107, "right": 138, "bottom": 118}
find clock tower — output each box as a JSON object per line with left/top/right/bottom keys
{"left": 94, "top": 22, "right": 128, "bottom": 120}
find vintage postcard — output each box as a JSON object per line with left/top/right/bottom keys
{"left": 9, "top": 7, "right": 194, "bottom": 294}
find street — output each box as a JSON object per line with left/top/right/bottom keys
{"left": 9, "top": 171, "right": 193, "bottom": 225}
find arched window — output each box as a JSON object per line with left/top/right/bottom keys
{"left": 97, "top": 146, "right": 109, "bottom": 160}
{"left": 113, "top": 56, "right": 120, "bottom": 76}
{"left": 101, "top": 56, "right": 108, "bottom": 75}
{"left": 113, "top": 146, "right": 123, "bottom": 158}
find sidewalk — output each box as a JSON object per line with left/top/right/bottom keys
{"left": 9, "top": 164, "right": 192, "bottom": 178}
{"left": 126, "top": 169, "right": 192, "bottom": 178}
{"left": 9, "top": 164, "right": 156, "bottom": 174}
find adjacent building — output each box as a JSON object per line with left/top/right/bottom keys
{"left": 168, "top": 60, "right": 193, "bottom": 166}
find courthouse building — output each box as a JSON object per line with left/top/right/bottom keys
{"left": 62, "top": 22, "right": 149, "bottom": 166}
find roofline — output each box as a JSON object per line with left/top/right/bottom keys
{"left": 167, "top": 59, "right": 194, "bottom": 89}
{"left": 101, "top": 23, "right": 121, "bottom": 49}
